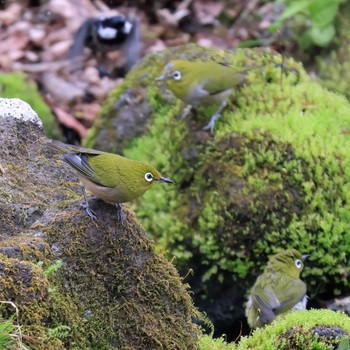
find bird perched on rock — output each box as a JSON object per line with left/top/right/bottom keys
{"left": 67, "top": 15, "right": 140, "bottom": 76}
{"left": 49, "top": 140, "right": 173, "bottom": 224}
{"left": 156, "top": 60, "right": 249, "bottom": 133}
{"left": 245, "top": 249, "right": 309, "bottom": 328}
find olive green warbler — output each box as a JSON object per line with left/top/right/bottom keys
{"left": 156, "top": 60, "right": 248, "bottom": 133}
{"left": 245, "top": 249, "right": 309, "bottom": 328}
{"left": 49, "top": 140, "right": 173, "bottom": 224}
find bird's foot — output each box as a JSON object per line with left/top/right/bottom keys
{"left": 203, "top": 112, "right": 221, "bottom": 134}
{"left": 179, "top": 105, "right": 192, "bottom": 120}
{"left": 116, "top": 203, "right": 126, "bottom": 226}
{"left": 80, "top": 203, "right": 97, "bottom": 220}
{"left": 81, "top": 186, "right": 97, "bottom": 219}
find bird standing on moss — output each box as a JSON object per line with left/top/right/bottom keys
{"left": 156, "top": 60, "right": 249, "bottom": 133}
{"left": 49, "top": 140, "right": 173, "bottom": 224}
{"left": 245, "top": 249, "right": 309, "bottom": 328}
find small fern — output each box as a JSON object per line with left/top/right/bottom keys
{"left": 48, "top": 325, "right": 71, "bottom": 340}
{"left": 37, "top": 260, "right": 63, "bottom": 278}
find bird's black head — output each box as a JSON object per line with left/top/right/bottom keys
{"left": 96, "top": 16, "right": 133, "bottom": 44}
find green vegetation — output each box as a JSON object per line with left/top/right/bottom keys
{"left": 270, "top": 0, "right": 347, "bottom": 48}
{"left": 0, "top": 224, "right": 199, "bottom": 350}
{"left": 0, "top": 316, "right": 17, "bottom": 349}
{"left": 238, "top": 309, "right": 350, "bottom": 350}
{"left": 37, "top": 259, "right": 63, "bottom": 278}
{"left": 0, "top": 72, "right": 60, "bottom": 139}
{"left": 0, "top": 240, "right": 67, "bottom": 349}
{"left": 198, "top": 333, "right": 236, "bottom": 350}
{"left": 92, "top": 44, "right": 350, "bottom": 306}
{"left": 318, "top": 4, "right": 350, "bottom": 99}
{"left": 0, "top": 302, "right": 31, "bottom": 350}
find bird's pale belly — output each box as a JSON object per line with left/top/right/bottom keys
{"left": 184, "top": 84, "right": 233, "bottom": 106}
{"left": 79, "top": 176, "right": 134, "bottom": 204}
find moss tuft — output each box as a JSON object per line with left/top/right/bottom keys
{"left": 237, "top": 309, "right": 350, "bottom": 350}
{"left": 198, "top": 333, "right": 237, "bottom": 350}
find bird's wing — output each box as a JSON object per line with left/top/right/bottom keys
{"left": 66, "top": 18, "right": 96, "bottom": 58}
{"left": 252, "top": 284, "right": 281, "bottom": 323}
{"left": 49, "top": 139, "right": 105, "bottom": 156}
{"left": 275, "top": 278, "right": 307, "bottom": 315}
{"left": 62, "top": 151, "right": 106, "bottom": 186}
{"left": 49, "top": 140, "right": 119, "bottom": 187}
{"left": 202, "top": 67, "right": 248, "bottom": 95}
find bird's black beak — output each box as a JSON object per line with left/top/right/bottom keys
{"left": 159, "top": 177, "right": 174, "bottom": 184}
{"left": 302, "top": 254, "right": 310, "bottom": 262}
{"left": 155, "top": 74, "right": 167, "bottom": 81}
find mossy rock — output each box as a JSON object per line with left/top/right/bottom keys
{"left": 0, "top": 237, "right": 66, "bottom": 349}
{"left": 86, "top": 43, "right": 301, "bottom": 152}
{"left": 237, "top": 309, "right": 350, "bottom": 350}
{"left": 0, "top": 98, "right": 199, "bottom": 350}
{"left": 198, "top": 333, "right": 237, "bottom": 350}
{"left": 88, "top": 44, "right": 350, "bottom": 337}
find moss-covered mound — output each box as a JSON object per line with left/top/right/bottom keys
{"left": 238, "top": 309, "right": 350, "bottom": 350}
{"left": 89, "top": 44, "right": 350, "bottom": 336}
{"left": 0, "top": 98, "right": 199, "bottom": 349}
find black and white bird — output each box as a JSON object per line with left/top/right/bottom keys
{"left": 67, "top": 15, "right": 140, "bottom": 76}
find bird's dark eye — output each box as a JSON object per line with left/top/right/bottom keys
{"left": 172, "top": 71, "right": 181, "bottom": 81}
{"left": 144, "top": 172, "right": 153, "bottom": 182}
{"left": 295, "top": 259, "right": 303, "bottom": 269}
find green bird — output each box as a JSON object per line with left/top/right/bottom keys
{"left": 49, "top": 140, "right": 173, "bottom": 224}
{"left": 155, "top": 60, "right": 249, "bottom": 133}
{"left": 245, "top": 249, "right": 309, "bottom": 328}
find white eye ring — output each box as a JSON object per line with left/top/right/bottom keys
{"left": 144, "top": 172, "right": 153, "bottom": 182}
{"left": 295, "top": 259, "right": 303, "bottom": 269}
{"left": 172, "top": 70, "right": 182, "bottom": 81}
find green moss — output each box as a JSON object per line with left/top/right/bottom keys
{"left": 0, "top": 253, "right": 66, "bottom": 349}
{"left": 237, "top": 309, "right": 350, "bottom": 350}
{"left": 0, "top": 237, "right": 52, "bottom": 265}
{"left": 38, "top": 207, "right": 200, "bottom": 350}
{"left": 0, "top": 238, "right": 74, "bottom": 349}
{"left": 0, "top": 217, "right": 199, "bottom": 349}
{"left": 198, "top": 333, "right": 237, "bottom": 350}
{"left": 0, "top": 72, "right": 60, "bottom": 138}
{"left": 93, "top": 44, "right": 350, "bottom": 304}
